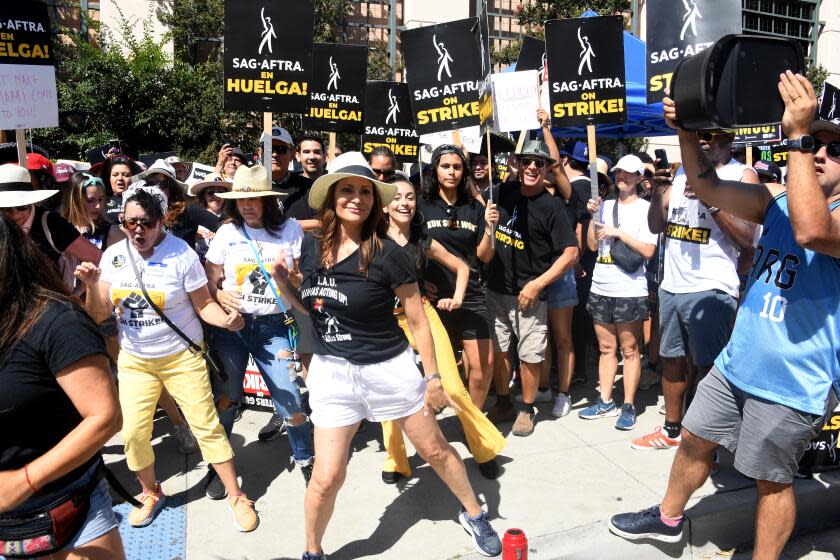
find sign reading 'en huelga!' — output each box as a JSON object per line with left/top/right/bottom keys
{"left": 302, "top": 43, "right": 368, "bottom": 134}
{"left": 645, "top": 0, "right": 741, "bottom": 104}
{"left": 402, "top": 18, "right": 483, "bottom": 135}
{"left": 546, "top": 16, "right": 626, "bottom": 127}
{"left": 223, "top": 0, "right": 314, "bottom": 113}
{"left": 363, "top": 81, "right": 419, "bottom": 165}
{"left": 0, "top": 2, "right": 58, "bottom": 129}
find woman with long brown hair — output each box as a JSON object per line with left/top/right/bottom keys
{"left": 0, "top": 213, "right": 125, "bottom": 559}
{"left": 271, "top": 153, "right": 502, "bottom": 560}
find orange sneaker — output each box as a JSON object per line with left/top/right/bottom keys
{"left": 128, "top": 484, "right": 166, "bottom": 527}
{"left": 228, "top": 493, "right": 259, "bottom": 532}
{"left": 630, "top": 426, "right": 681, "bottom": 451}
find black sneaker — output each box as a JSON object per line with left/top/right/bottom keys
{"left": 458, "top": 508, "right": 502, "bottom": 557}
{"left": 381, "top": 471, "right": 404, "bottom": 484}
{"left": 301, "top": 463, "right": 313, "bottom": 487}
{"left": 477, "top": 459, "right": 500, "bottom": 480}
{"left": 204, "top": 467, "right": 227, "bottom": 500}
{"left": 608, "top": 505, "right": 685, "bottom": 543}
{"left": 301, "top": 552, "right": 325, "bottom": 560}
{"left": 258, "top": 413, "right": 285, "bottom": 442}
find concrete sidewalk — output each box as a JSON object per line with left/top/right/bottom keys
{"left": 103, "top": 379, "right": 840, "bottom": 560}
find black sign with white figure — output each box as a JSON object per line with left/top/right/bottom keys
{"left": 545, "top": 16, "right": 626, "bottom": 127}
{"left": 402, "top": 18, "right": 483, "bottom": 135}
{"left": 223, "top": 0, "right": 315, "bottom": 113}
{"left": 302, "top": 43, "right": 368, "bottom": 133}
{"left": 819, "top": 81, "right": 840, "bottom": 122}
{"left": 645, "top": 0, "right": 742, "bottom": 104}
{"left": 363, "top": 81, "right": 419, "bottom": 165}
{"left": 516, "top": 36, "right": 546, "bottom": 75}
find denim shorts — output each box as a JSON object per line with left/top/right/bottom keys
{"left": 547, "top": 269, "right": 578, "bottom": 309}
{"left": 1, "top": 463, "right": 117, "bottom": 556}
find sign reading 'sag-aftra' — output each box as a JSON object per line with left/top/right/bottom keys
{"left": 224, "top": 0, "right": 315, "bottom": 113}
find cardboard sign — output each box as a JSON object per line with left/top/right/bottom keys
{"left": 223, "top": 0, "right": 314, "bottom": 113}
{"left": 302, "top": 43, "right": 367, "bottom": 133}
{"left": 402, "top": 18, "right": 483, "bottom": 135}
{"left": 490, "top": 71, "right": 540, "bottom": 133}
{"left": 362, "top": 81, "right": 419, "bottom": 164}
{"left": 241, "top": 356, "right": 275, "bottom": 411}
{"left": 516, "top": 36, "right": 546, "bottom": 76}
{"left": 420, "top": 126, "right": 482, "bottom": 156}
{"left": 733, "top": 124, "right": 783, "bottom": 146}
{"left": 645, "top": 0, "right": 742, "bottom": 104}
{"left": 546, "top": 16, "right": 626, "bottom": 127}
{"left": 819, "top": 81, "right": 840, "bottom": 121}
{"left": 0, "top": 3, "right": 58, "bottom": 129}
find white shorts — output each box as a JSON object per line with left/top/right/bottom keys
{"left": 306, "top": 347, "right": 426, "bottom": 428}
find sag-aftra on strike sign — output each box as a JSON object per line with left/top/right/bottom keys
{"left": 224, "top": 0, "right": 314, "bottom": 113}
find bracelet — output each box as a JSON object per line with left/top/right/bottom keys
{"left": 707, "top": 206, "right": 720, "bottom": 215}
{"left": 424, "top": 373, "right": 442, "bottom": 383}
{"left": 24, "top": 464, "right": 39, "bottom": 493}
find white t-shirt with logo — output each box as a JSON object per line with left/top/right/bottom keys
{"left": 661, "top": 159, "right": 752, "bottom": 298}
{"left": 591, "top": 197, "right": 657, "bottom": 298}
{"left": 100, "top": 235, "right": 207, "bottom": 359}
{"left": 205, "top": 220, "right": 303, "bottom": 316}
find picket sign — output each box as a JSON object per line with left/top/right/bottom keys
{"left": 16, "top": 129, "right": 26, "bottom": 167}
{"left": 586, "top": 122, "right": 599, "bottom": 201}
{"left": 328, "top": 131, "right": 337, "bottom": 162}
{"left": 746, "top": 145, "right": 753, "bottom": 167}
{"left": 486, "top": 128, "right": 496, "bottom": 248}
{"left": 262, "top": 113, "right": 272, "bottom": 182}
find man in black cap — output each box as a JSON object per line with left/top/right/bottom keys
{"left": 753, "top": 160, "right": 783, "bottom": 185}
{"left": 483, "top": 140, "right": 579, "bottom": 437}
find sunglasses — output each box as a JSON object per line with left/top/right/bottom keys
{"left": 272, "top": 145, "right": 290, "bottom": 155}
{"left": 445, "top": 205, "right": 458, "bottom": 230}
{"left": 205, "top": 189, "right": 226, "bottom": 197}
{"left": 814, "top": 138, "right": 840, "bottom": 160}
{"left": 518, "top": 157, "right": 547, "bottom": 169}
{"left": 698, "top": 131, "right": 734, "bottom": 143}
{"left": 372, "top": 168, "right": 395, "bottom": 178}
{"left": 121, "top": 217, "right": 157, "bottom": 231}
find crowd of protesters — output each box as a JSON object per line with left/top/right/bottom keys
{"left": 1, "top": 68, "right": 839, "bottom": 560}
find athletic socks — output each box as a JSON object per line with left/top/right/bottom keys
{"left": 659, "top": 510, "right": 684, "bottom": 527}
{"left": 664, "top": 421, "right": 681, "bottom": 439}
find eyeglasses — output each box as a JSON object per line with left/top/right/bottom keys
{"left": 120, "top": 217, "right": 156, "bottom": 231}
{"left": 272, "top": 145, "right": 290, "bottom": 155}
{"left": 698, "top": 131, "right": 734, "bottom": 143}
{"left": 445, "top": 205, "right": 458, "bottom": 230}
{"left": 372, "top": 168, "right": 395, "bottom": 179}
{"left": 814, "top": 138, "right": 840, "bottom": 161}
{"left": 519, "top": 157, "right": 547, "bottom": 169}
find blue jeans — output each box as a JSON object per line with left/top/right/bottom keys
{"left": 212, "top": 314, "right": 314, "bottom": 465}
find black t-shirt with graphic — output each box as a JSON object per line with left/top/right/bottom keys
{"left": 417, "top": 197, "right": 485, "bottom": 307}
{"left": 483, "top": 183, "right": 578, "bottom": 297}
{"left": 0, "top": 301, "right": 105, "bottom": 493}
{"left": 273, "top": 172, "right": 315, "bottom": 221}
{"left": 299, "top": 234, "right": 416, "bottom": 365}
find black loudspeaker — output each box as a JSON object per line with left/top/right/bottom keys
{"left": 672, "top": 35, "right": 806, "bottom": 130}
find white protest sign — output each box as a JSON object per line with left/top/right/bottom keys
{"left": 186, "top": 163, "right": 216, "bottom": 187}
{"left": 490, "top": 70, "right": 540, "bottom": 133}
{"left": 420, "top": 125, "right": 482, "bottom": 157}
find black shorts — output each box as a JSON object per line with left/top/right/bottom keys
{"left": 438, "top": 303, "right": 493, "bottom": 346}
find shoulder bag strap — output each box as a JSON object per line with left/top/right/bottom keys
{"left": 611, "top": 197, "right": 620, "bottom": 228}
{"left": 124, "top": 239, "right": 202, "bottom": 354}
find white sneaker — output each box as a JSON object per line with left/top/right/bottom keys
{"left": 552, "top": 393, "right": 571, "bottom": 418}
{"left": 174, "top": 424, "right": 198, "bottom": 454}
{"left": 515, "top": 388, "right": 553, "bottom": 404}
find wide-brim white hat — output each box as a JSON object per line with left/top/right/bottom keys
{"left": 309, "top": 152, "right": 397, "bottom": 211}
{"left": 188, "top": 173, "right": 233, "bottom": 197}
{"left": 132, "top": 158, "right": 189, "bottom": 190}
{"left": 217, "top": 165, "right": 280, "bottom": 199}
{"left": 0, "top": 163, "right": 58, "bottom": 208}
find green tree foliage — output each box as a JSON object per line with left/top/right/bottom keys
{"left": 515, "top": 0, "right": 630, "bottom": 33}
{"left": 806, "top": 62, "right": 830, "bottom": 98}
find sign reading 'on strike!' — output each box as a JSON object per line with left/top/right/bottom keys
{"left": 402, "top": 18, "right": 483, "bottom": 135}
{"left": 545, "top": 16, "right": 626, "bottom": 127}
{"left": 645, "top": 0, "right": 741, "bottom": 104}
{"left": 0, "top": 2, "right": 58, "bottom": 129}
{"left": 363, "top": 81, "right": 419, "bottom": 165}
{"left": 223, "top": 0, "right": 314, "bottom": 113}
{"left": 302, "top": 43, "right": 368, "bottom": 134}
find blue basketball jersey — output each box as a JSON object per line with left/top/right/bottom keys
{"left": 715, "top": 193, "right": 840, "bottom": 415}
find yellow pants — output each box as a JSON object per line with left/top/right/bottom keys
{"left": 118, "top": 347, "right": 233, "bottom": 472}
{"left": 382, "top": 302, "right": 506, "bottom": 475}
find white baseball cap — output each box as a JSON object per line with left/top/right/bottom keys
{"left": 260, "top": 126, "right": 295, "bottom": 148}
{"left": 611, "top": 154, "right": 645, "bottom": 175}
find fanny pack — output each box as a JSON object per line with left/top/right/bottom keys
{"left": 609, "top": 199, "right": 644, "bottom": 274}
{"left": 0, "top": 464, "right": 102, "bottom": 558}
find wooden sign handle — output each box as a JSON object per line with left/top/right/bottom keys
{"left": 328, "top": 132, "right": 337, "bottom": 162}
{"left": 262, "top": 113, "right": 273, "bottom": 182}
{"left": 586, "top": 123, "right": 599, "bottom": 202}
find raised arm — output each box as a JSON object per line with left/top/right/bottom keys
{"left": 538, "top": 108, "right": 573, "bottom": 202}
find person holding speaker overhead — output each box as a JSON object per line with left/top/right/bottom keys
{"left": 380, "top": 173, "right": 506, "bottom": 484}
{"left": 610, "top": 72, "right": 840, "bottom": 559}
{"left": 418, "top": 145, "right": 499, "bottom": 419}
{"left": 273, "top": 152, "right": 502, "bottom": 559}
{"left": 203, "top": 164, "right": 315, "bottom": 499}
{"left": 75, "top": 184, "right": 258, "bottom": 533}
{"left": 577, "top": 155, "right": 658, "bottom": 432}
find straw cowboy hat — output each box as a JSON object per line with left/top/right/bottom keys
{"left": 0, "top": 164, "right": 58, "bottom": 208}
{"left": 217, "top": 165, "right": 280, "bottom": 199}
{"left": 309, "top": 152, "right": 397, "bottom": 210}
{"left": 132, "top": 159, "right": 189, "bottom": 190}
{"left": 188, "top": 172, "right": 232, "bottom": 197}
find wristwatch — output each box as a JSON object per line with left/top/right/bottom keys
{"left": 787, "top": 135, "right": 815, "bottom": 152}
